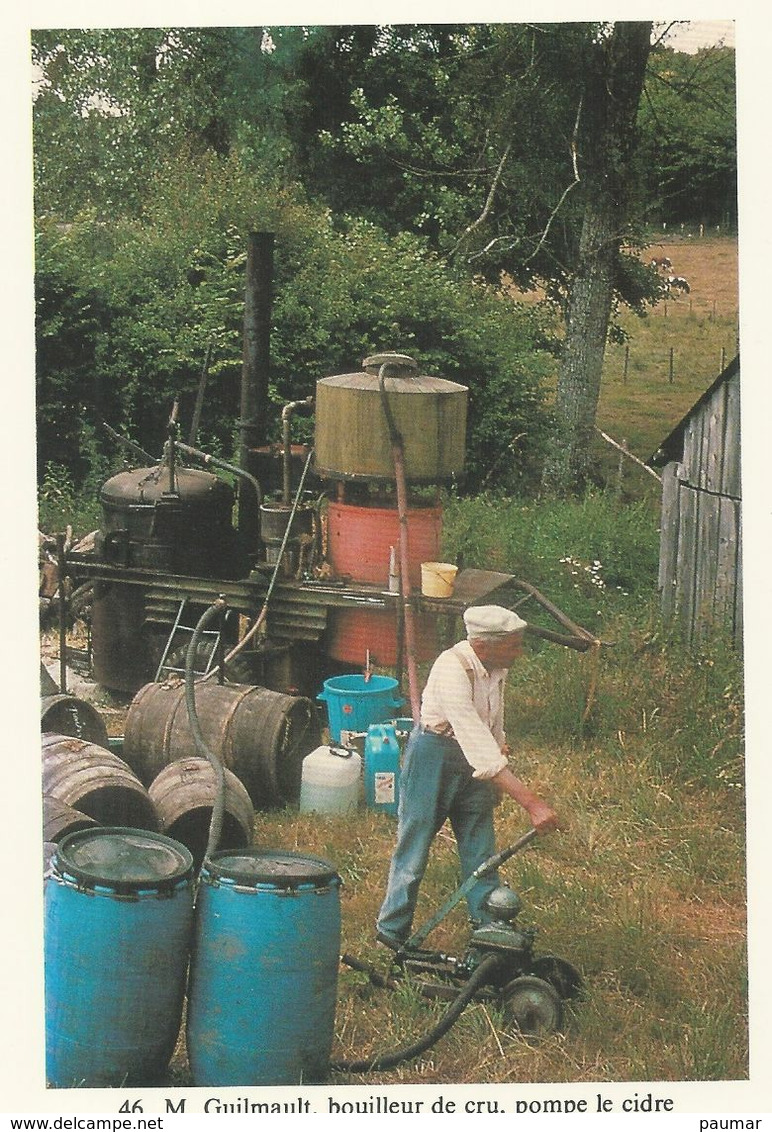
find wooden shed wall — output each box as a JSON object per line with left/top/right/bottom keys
{"left": 657, "top": 369, "right": 742, "bottom": 647}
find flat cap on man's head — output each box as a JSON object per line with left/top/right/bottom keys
{"left": 463, "top": 605, "right": 527, "bottom": 639}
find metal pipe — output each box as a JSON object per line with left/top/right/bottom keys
{"left": 100, "top": 421, "right": 155, "bottom": 465}
{"left": 200, "top": 447, "right": 316, "bottom": 682}
{"left": 404, "top": 828, "right": 538, "bottom": 951}
{"left": 281, "top": 398, "right": 314, "bottom": 505}
{"left": 174, "top": 441, "right": 263, "bottom": 518}
{"left": 56, "top": 533, "right": 67, "bottom": 695}
{"left": 378, "top": 362, "right": 421, "bottom": 726}
{"left": 239, "top": 232, "right": 273, "bottom": 547}
{"left": 162, "top": 401, "right": 180, "bottom": 495}
{"left": 184, "top": 597, "right": 228, "bottom": 865}
{"left": 174, "top": 440, "right": 263, "bottom": 564}
{"left": 188, "top": 340, "right": 214, "bottom": 447}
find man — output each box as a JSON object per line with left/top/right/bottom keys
{"left": 376, "top": 604, "right": 558, "bottom": 951}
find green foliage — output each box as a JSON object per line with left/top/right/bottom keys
{"left": 639, "top": 46, "right": 737, "bottom": 228}
{"left": 32, "top": 24, "right": 738, "bottom": 499}
{"left": 517, "top": 604, "right": 744, "bottom": 790}
{"left": 442, "top": 490, "right": 660, "bottom": 629}
{"left": 275, "top": 24, "right": 615, "bottom": 294}
{"left": 35, "top": 155, "right": 555, "bottom": 491}
{"left": 640, "top": 626, "right": 745, "bottom": 788}
{"left": 32, "top": 28, "right": 281, "bottom": 221}
{"left": 38, "top": 461, "right": 102, "bottom": 535}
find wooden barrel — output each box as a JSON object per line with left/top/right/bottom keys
{"left": 41, "top": 694, "right": 110, "bottom": 749}
{"left": 148, "top": 758, "right": 254, "bottom": 869}
{"left": 43, "top": 794, "right": 99, "bottom": 844}
{"left": 123, "top": 681, "right": 321, "bottom": 808}
{"left": 42, "top": 733, "right": 158, "bottom": 831}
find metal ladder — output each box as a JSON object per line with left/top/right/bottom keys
{"left": 154, "top": 599, "right": 226, "bottom": 681}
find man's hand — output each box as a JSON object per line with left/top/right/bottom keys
{"left": 527, "top": 799, "right": 560, "bottom": 834}
{"left": 491, "top": 765, "right": 559, "bottom": 833}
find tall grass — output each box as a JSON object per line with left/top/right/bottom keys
{"left": 442, "top": 490, "right": 660, "bottom": 638}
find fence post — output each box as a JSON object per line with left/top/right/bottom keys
{"left": 720, "top": 346, "right": 726, "bottom": 374}
{"left": 669, "top": 347, "right": 674, "bottom": 384}
{"left": 616, "top": 438, "right": 627, "bottom": 499}
{"left": 623, "top": 345, "right": 629, "bottom": 384}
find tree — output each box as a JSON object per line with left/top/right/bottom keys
{"left": 638, "top": 45, "right": 737, "bottom": 229}
{"left": 274, "top": 23, "right": 657, "bottom": 492}
{"left": 36, "top": 23, "right": 722, "bottom": 495}
{"left": 269, "top": 24, "right": 590, "bottom": 293}
{"left": 542, "top": 22, "right": 653, "bottom": 493}
{"left": 32, "top": 28, "right": 281, "bottom": 220}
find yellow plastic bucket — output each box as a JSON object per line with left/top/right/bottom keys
{"left": 421, "top": 561, "right": 458, "bottom": 598}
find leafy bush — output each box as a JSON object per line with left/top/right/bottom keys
{"left": 38, "top": 461, "right": 101, "bottom": 536}
{"left": 35, "top": 151, "right": 555, "bottom": 493}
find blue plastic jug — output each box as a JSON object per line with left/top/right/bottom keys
{"left": 364, "top": 723, "right": 401, "bottom": 816}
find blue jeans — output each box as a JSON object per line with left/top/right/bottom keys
{"left": 376, "top": 729, "right": 500, "bottom": 944}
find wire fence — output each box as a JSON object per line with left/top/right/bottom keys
{"left": 609, "top": 341, "right": 739, "bottom": 385}
{"left": 649, "top": 294, "right": 736, "bottom": 323}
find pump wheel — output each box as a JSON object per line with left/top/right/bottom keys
{"left": 530, "top": 955, "right": 583, "bottom": 1000}
{"left": 499, "top": 976, "right": 563, "bottom": 1037}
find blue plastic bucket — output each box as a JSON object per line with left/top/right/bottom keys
{"left": 44, "top": 827, "right": 194, "bottom": 1088}
{"left": 364, "top": 723, "right": 401, "bottom": 816}
{"left": 186, "top": 849, "right": 342, "bottom": 1085}
{"left": 317, "top": 674, "right": 403, "bottom": 742}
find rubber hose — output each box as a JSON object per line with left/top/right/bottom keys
{"left": 185, "top": 599, "right": 228, "bottom": 864}
{"left": 201, "top": 447, "right": 316, "bottom": 681}
{"left": 329, "top": 952, "right": 501, "bottom": 1074}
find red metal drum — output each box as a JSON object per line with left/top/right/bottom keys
{"left": 326, "top": 502, "right": 442, "bottom": 587}
{"left": 325, "top": 607, "right": 438, "bottom": 667}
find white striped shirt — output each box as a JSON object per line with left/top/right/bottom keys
{"left": 420, "top": 640, "right": 509, "bottom": 779}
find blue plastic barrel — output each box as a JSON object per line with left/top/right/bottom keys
{"left": 44, "top": 827, "right": 194, "bottom": 1088}
{"left": 186, "top": 849, "right": 342, "bottom": 1085}
{"left": 317, "top": 674, "right": 403, "bottom": 742}
{"left": 364, "top": 723, "right": 401, "bottom": 816}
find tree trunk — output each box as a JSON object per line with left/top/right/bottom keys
{"left": 542, "top": 22, "right": 652, "bottom": 495}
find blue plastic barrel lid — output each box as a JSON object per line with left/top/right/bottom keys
{"left": 55, "top": 827, "right": 194, "bottom": 893}
{"left": 204, "top": 848, "right": 340, "bottom": 888}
